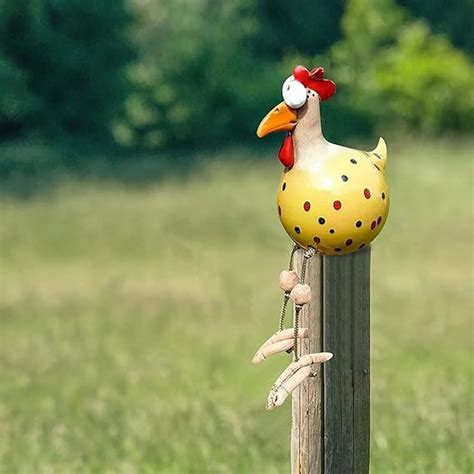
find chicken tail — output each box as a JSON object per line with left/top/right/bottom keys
{"left": 368, "top": 137, "right": 387, "bottom": 171}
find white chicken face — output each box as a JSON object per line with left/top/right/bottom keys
{"left": 282, "top": 75, "right": 307, "bottom": 109}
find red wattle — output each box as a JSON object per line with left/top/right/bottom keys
{"left": 278, "top": 133, "right": 294, "bottom": 168}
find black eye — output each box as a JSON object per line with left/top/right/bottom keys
{"left": 286, "top": 85, "right": 290, "bottom": 91}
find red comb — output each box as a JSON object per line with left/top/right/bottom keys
{"left": 293, "top": 65, "right": 336, "bottom": 101}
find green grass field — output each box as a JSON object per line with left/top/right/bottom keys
{"left": 0, "top": 138, "right": 473, "bottom": 473}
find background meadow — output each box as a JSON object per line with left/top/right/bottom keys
{"left": 1, "top": 0, "right": 473, "bottom": 472}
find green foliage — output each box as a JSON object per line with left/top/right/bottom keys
{"left": 0, "top": 51, "right": 40, "bottom": 136}
{"left": 119, "top": 0, "right": 280, "bottom": 148}
{"left": 120, "top": 0, "right": 345, "bottom": 149}
{"left": 123, "top": 0, "right": 473, "bottom": 149}
{"left": 251, "top": 0, "right": 345, "bottom": 59}
{"left": 325, "top": 0, "right": 474, "bottom": 135}
{"left": 0, "top": 0, "right": 134, "bottom": 143}
{"left": 399, "top": 0, "right": 474, "bottom": 54}
{"left": 0, "top": 0, "right": 473, "bottom": 148}
{"left": 375, "top": 23, "right": 474, "bottom": 133}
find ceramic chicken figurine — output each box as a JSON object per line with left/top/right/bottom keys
{"left": 252, "top": 65, "right": 389, "bottom": 410}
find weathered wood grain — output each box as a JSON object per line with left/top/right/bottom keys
{"left": 291, "top": 250, "right": 323, "bottom": 474}
{"left": 290, "top": 246, "right": 370, "bottom": 474}
{"left": 350, "top": 247, "right": 371, "bottom": 474}
{"left": 323, "top": 246, "right": 371, "bottom": 474}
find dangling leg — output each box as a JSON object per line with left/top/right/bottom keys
{"left": 266, "top": 353, "right": 333, "bottom": 409}
{"left": 278, "top": 244, "right": 299, "bottom": 332}
{"left": 291, "top": 246, "right": 314, "bottom": 362}
{"left": 252, "top": 245, "right": 309, "bottom": 364}
{"left": 266, "top": 248, "right": 333, "bottom": 410}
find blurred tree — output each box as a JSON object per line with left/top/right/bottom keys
{"left": 375, "top": 23, "right": 474, "bottom": 133}
{"left": 251, "top": 0, "right": 345, "bottom": 59}
{"left": 121, "top": 0, "right": 283, "bottom": 148}
{"left": 399, "top": 0, "right": 474, "bottom": 54}
{"left": 324, "top": 0, "right": 474, "bottom": 135}
{"left": 2, "top": 0, "right": 472, "bottom": 149}
{"left": 0, "top": 0, "right": 134, "bottom": 143}
{"left": 121, "top": 0, "right": 345, "bottom": 149}
{"left": 0, "top": 51, "right": 40, "bottom": 137}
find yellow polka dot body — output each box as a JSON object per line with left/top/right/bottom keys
{"left": 277, "top": 150, "right": 389, "bottom": 255}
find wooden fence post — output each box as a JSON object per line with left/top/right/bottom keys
{"left": 291, "top": 246, "right": 371, "bottom": 474}
{"left": 291, "top": 251, "right": 324, "bottom": 473}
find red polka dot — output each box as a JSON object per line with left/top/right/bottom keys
{"left": 278, "top": 206, "right": 281, "bottom": 216}
{"left": 345, "top": 239, "right": 353, "bottom": 246}
{"left": 303, "top": 201, "right": 311, "bottom": 211}
{"left": 313, "top": 236, "right": 321, "bottom": 244}
{"left": 371, "top": 220, "right": 376, "bottom": 230}
{"left": 333, "top": 200, "right": 342, "bottom": 210}
{"left": 364, "top": 188, "right": 371, "bottom": 199}
{"left": 377, "top": 216, "right": 382, "bottom": 225}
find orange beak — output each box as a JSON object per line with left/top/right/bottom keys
{"left": 256, "top": 101, "right": 297, "bottom": 138}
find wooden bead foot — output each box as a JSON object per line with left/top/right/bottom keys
{"left": 266, "top": 352, "right": 333, "bottom": 410}
{"left": 252, "top": 328, "right": 308, "bottom": 364}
